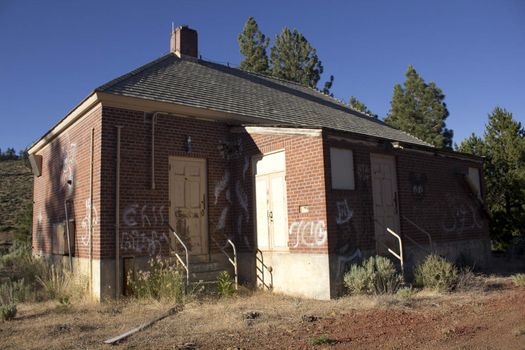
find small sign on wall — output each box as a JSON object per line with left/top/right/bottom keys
{"left": 299, "top": 205, "right": 309, "bottom": 214}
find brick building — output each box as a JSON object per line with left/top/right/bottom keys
{"left": 28, "top": 26, "right": 490, "bottom": 300}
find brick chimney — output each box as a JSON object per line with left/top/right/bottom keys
{"left": 170, "top": 25, "right": 198, "bottom": 58}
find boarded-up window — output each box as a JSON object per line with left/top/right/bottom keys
{"left": 467, "top": 167, "right": 482, "bottom": 200}
{"left": 330, "top": 148, "right": 355, "bottom": 190}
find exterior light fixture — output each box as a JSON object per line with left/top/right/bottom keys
{"left": 186, "top": 135, "right": 192, "bottom": 153}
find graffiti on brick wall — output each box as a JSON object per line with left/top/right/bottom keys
{"left": 409, "top": 172, "right": 427, "bottom": 199}
{"left": 333, "top": 198, "right": 362, "bottom": 278}
{"left": 357, "top": 163, "right": 371, "bottom": 187}
{"left": 80, "top": 198, "right": 99, "bottom": 247}
{"left": 218, "top": 139, "right": 242, "bottom": 160}
{"left": 120, "top": 231, "right": 169, "bottom": 257}
{"left": 122, "top": 204, "right": 166, "bottom": 228}
{"left": 441, "top": 193, "right": 483, "bottom": 235}
{"left": 61, "top": 133, "right": 77, "bottom": 194}
{"left": 335, "top": 199, "right": 353, "bottom": 225}
{"left": 214, "top": 141, "right": 252, "bottom": 250}
{"left": 120, "top": 204, "right": 168, "bottom": 256}
{"left": 214, "top": 170, "right": 231, "bottom": 205}
{"left": 289, "top": 220, "right": 327, "bottom": 248}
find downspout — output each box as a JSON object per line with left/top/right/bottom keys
{"left": 151, "top": 113, "right": 159, "bottom": 190}
{"left": 89, "top": 128, "right": 94, "bottom": 296}
{"left": 64, "top": 200, "right": 72, "bottom": 271}
{"left": 115, "top": 126, "right": 122, "bottom": 299}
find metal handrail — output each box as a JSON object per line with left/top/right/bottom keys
{"left": 373, "top": 219, "right": 404, "bottom": 276}
{"left": 402, "top": 216, "right": 433, "bottom": 252}
{"left": 256, "top": 249, "right": 273, "bottom": 290}
{"left": 387, "top": 227, "right": 404, "bottom": 277}
{"left": 169, "top": 225, "right": 189, "bottom": 287}
{"left": 210, "top": 236, "right": 238, "bottom": 289}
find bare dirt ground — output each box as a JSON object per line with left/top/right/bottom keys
{"left": 0, "top": 278, "right": 523, "bottom": 350}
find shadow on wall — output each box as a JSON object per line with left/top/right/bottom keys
{"left": 40, "top": 138, "right": 78, "bottom": 256}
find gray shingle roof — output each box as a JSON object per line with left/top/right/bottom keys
{"left": 96, "top": 53, "right": 432, "bottom": 147}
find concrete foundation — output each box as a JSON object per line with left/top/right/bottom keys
{"left": 244, "top": 251, "right": 331, "bottom": 300}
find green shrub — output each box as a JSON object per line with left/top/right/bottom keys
{"left": 310, "top": 335, "right": 337, "bottom": 346}
{"left": 396, "top": 286, "right": 416, "bottom": 299}
{"left": 216, "top": 271, "right": 236, "bottom": 297}
{"left": 414, "top": 255, "right": 458, "bottom": 292}
{"left": 511, "top": 273, "right": 525, "bottom": 287}
{"left": 0, "top": 303, "right": 17, "bottom": 321}
{"left": 0, "top": 279, "right": 29, "bottom": 303}
{"left": 344, "top": 256, "right": 401, "bottom": 295}
{"left": 127, "top": 257, "right": 185, "bottom": 303}
{"left": 0, "top": 250, "right": 46, "bottom": 286}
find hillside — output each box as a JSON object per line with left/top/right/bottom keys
{"left": 0, "top": 160, "right": 33, "bottom": 248}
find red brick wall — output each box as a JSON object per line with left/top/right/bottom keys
{"left": 236, "top": 131, "right": 328, "bottom": 254}
{"left": 323, "top": 131, "right": 490, "bottom": 277}
{"left": 100, "top": 107, "right": 233, "bottom": 259}
{"left": 32, "top": 106, "right": 102, "bottom": 259}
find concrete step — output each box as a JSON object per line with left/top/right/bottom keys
{"left": 189, "top": 269, "right": 224, "bottom": 282}
{"left": 190, "top": 262, "right": 221, "bottom": 273}
{"left": 187, "top": 261, "right": 233, "bottom": 283}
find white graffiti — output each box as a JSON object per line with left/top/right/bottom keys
{"left": 120, "top": 204, "right": 168, "bottom": 256}
{"left": 242, "top": 156, "right": 249, "bottom": 181}
{"left": 289, "top": 220, "right": 327, "bottom": 248}
{"left": 80, "top": 198, "right": 99, "bottom": 247}
{"left": 120, "top": 230, "right": 169, "bottom": 257}
{"left": 214, "top": 171, "right": 230, "bottom": 205}
{"left": 442, "top": 194, "right": 484, "bottom": 235}
{"left": 122, "top": 204, "right": 166, "bottom": 227}
{"left": 236, "top": 180, "right": 249, "bottom": 223}
{"left": 335, "top": 199, "right": 353, "bottom": 225}
{"left": 217, "top": 207, "right": 229, "bottom": 230}
{"left": 357, "top": 163, "right": 370, "bottom": 186}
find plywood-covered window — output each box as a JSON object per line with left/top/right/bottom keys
{"left": 330, "top": 147, "right": 355, "bottom": 190}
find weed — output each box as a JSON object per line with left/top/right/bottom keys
{"left": 414, "top": 255, "right": 458, "bottom": 292}
{"left": 311, "top": 335, "right": 337, "bottom": 346}
{"left": 397, "top": 286, "right": 416, "bottom": 299}
{"left": 0, "top": 303, "right": 17, "bottom": 321}
{"left": 511, "top": 273, "right": 525, "bottom": 287}
{"left": 455, "top": 267, "right": 485, "bottom": 292}
{"left": 344, "top": 256, "right": 401, "bottom": 295}
{"left": 127, "top": 257, "right": 185, "bottom": 303}
{"left": 217, "top": 271, "right": 236, "bottom": 297}
{"left": 36, "top": 264, "right": 72, "bottom": 301}
{"left": 0, "top": 279, "right": 29, "bottom": 303}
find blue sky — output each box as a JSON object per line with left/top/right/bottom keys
{"left": 0, "top": 0, "right": 523, "bottom": 151}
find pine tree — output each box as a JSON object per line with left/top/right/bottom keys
{"left": 322, "top": 75, "right": 334, "bottom": 95}
{"left": 238, "top": 17, "right": 270, "bottom": 74}
{"left": 385, "top": 65, "right": 453, "bottom": 149}
{"left": 269, "top": 27, "right": 323, "bottom": 88}
{"left": 458, "top": 107, "right": 525, "bottom": 248}
{"left": 349, "top": 96, "right": 377, "bottom": 118}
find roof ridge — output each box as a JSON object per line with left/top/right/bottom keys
{"left": 225, "top": 64, "right": 382, "bottom": 120}
{"left": 96, "top": 52, "right": 175, "bottom": 92}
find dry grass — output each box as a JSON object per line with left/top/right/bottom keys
{"left": 0, "top": 277, "right": 521, "bottom": 350}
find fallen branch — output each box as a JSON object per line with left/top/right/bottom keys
{"left": 104, "top": 305, "right": 182, "bottom": 345}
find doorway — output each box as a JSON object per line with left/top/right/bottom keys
{"left": 370, "top": 154, "right": 400, "bottom": 255}
{"left": 169, "top": 157, "right": 208, "bottom": 259}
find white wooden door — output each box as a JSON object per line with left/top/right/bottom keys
{"left": 169, "top": 157, "right": 208, "bottom": 257}
{"left": 370, "top": 154, "right": 400, "bottom": 255}
{"left": 254, "top": 151, "right": 287, "bottom": 250}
